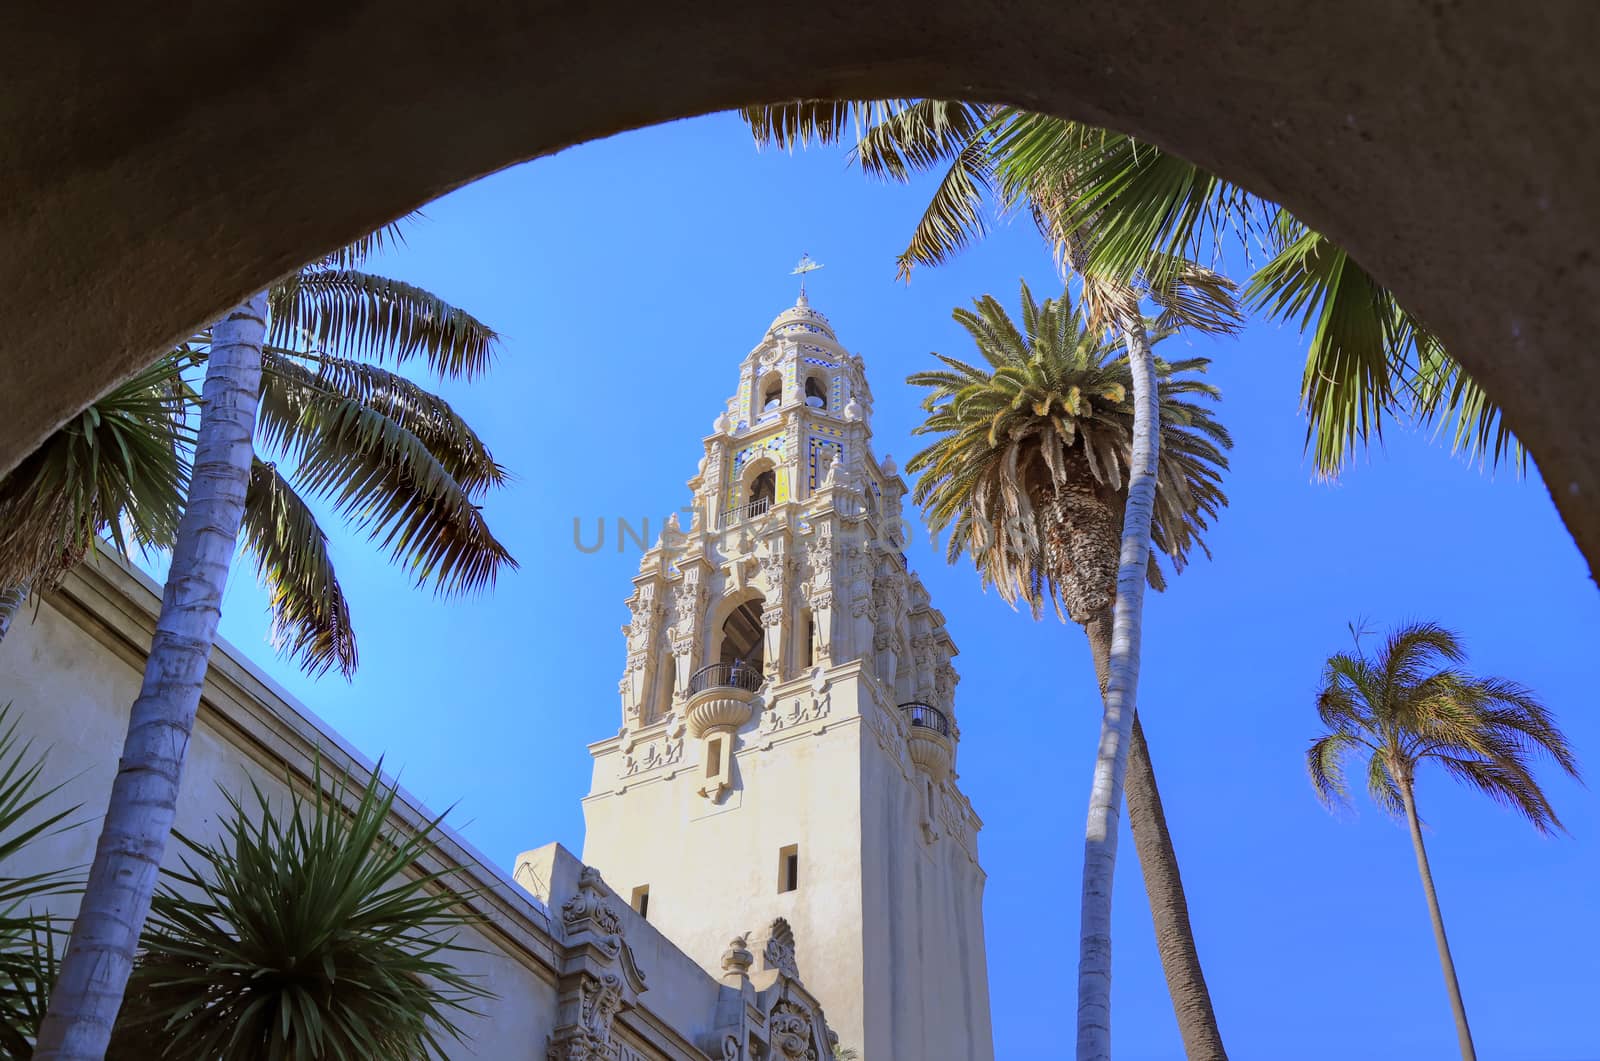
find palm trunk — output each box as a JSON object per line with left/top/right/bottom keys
{"left": 35, "top": 294, "right": 267, "bottom": 1059}
{"left": 1398, "top": 778, "right": 1477, "bottom": 1060}
{"left": 1085, "top": 611, "right": 1227, "bottom": 1060}
{"left": 0, "top": 581, "right": 28, "bottom": 644}
{"left": 1077, "top": 313, "right": 1160, "bottom": 1061}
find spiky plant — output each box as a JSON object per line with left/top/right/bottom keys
{"left": 110, "top": 763, "right": 491, "bottom": 1061}
{"left": 0, "top": 705, "right": 82, "bottom": 1058}
{"left": 1307, "top": 621, "right": 1580, "bottom": 1061}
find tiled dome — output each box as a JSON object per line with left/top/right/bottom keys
{"left": 767, "top": 290, "right": 836, "bottom": 341}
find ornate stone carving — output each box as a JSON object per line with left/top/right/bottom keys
{"left": 762, "top": 675, "right": 831, "bottom": 734}
{"left": 561, "top": 866, "right": 623, "bottom": 950}
{"left": 618, "top": 731, "right": 683, "bottom": 778}
{"left": 761, "top": 918, "right": 800, "bottom": 980}
{"left": 770, "top": 1000, "right": 818, "bottom": 1060}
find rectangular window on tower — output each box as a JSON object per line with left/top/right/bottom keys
{"left": 631, "top": 885, "right": 650, "bottom": 920}
{"left": 778, "top": 844, "right": 800, "bottom": 893}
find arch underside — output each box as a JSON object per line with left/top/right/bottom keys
{"left": 5, "top": 3, "right": 1599, "bottom": 578}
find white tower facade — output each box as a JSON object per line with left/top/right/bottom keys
{"left": 581, "top": 292, "right": 993, "bottom": 1060}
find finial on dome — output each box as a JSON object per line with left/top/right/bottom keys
{"left": 790, "top": 252, "right": 824, "bottom": 302}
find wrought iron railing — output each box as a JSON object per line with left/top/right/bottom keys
{"left": 689, "top": 661, "right": 764, "bottom": 696}
{"left": 899, "top": 702, "right": 951, "bottom": 737}
{"left": 716, "top": 496, "right": 771, "bottom": 529}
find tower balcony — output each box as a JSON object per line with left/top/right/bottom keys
{"left": 715, "top": 496, "right": 771, "bottom": 529}
{"left": 685, "top": 661, "right": 763, "bottom": 739}
{"left": 900, "top": 702, "right": 953, "bottom": 780}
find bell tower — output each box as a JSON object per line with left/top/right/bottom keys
{"left": 580, "top": 288, "right": 994, "bottom": 1060}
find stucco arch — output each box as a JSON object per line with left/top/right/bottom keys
{"left": 5, "top": 3, "right": 1599, "bottom": 576}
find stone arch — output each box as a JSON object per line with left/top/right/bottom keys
{"left": 712, "top": 589, "right": 767, "bottom": 673}
{"left": 7, "top": 6, "right": 1600, "bottom": 577}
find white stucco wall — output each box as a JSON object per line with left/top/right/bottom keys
{"left": 0, "top": 554, "right": 735, "bottom": 1059}
{"left": 582, "top": 663, "right": 993, "bottom": 1060}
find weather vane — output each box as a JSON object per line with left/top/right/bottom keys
{"left": 791, "top": 252, "right": 824, "bottom": 297}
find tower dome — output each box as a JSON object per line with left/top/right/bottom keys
{"left": 767, "top": 289, "right": 837, "bottom": 341}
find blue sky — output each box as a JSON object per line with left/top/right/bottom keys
{"left": 189, "top": 112, "right": 1597, "bottom": 1059}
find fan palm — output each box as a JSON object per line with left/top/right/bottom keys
{"left": 1307, "top": 622, "right": 1580, "bottom": 1061}
{"left": 108, "top": 762, "right": 490, "bottom": 1060}
{"left": 35, "top": 228, "right": 515, "bottom": 1058}
{"left": 908, "top": 282, "right": 1232, "bottom": 1058}
{"left": 750, "top": 102, "right": 1240, "bottom": 1059}
{"left": 743, "top": 101, "right": 1517, "bottom": 480}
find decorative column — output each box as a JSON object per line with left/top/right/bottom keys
{"left": 800, "top": 525, "right": 836, "bottom": 668}
{"left": 619, "top": 582, "right": 663, "bottom": 727}
{"left": 546, "top": 866, "right": 649, "bottom": 1061}
{"left": 757, "top": 547, "right": 792, "bottom": 683}
{"left": 668, "top": 568, "right": 709, "bottom": 714}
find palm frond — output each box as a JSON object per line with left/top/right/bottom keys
{"left": 260, "top": 350, "right": 506, "bottom": 498}
{"left": 289, "top": 416, "right": 516, "bottom": 598}
{"left": 240, "top": 460, "right": 357, "bottom": 680}
{"left": 895, "top": 141, "right": 997, "bottom": 280}
{"left": 0, "top": 354, "right": 190, "bottom": 592}
{"left": 740, "top": 100, "right": 901, "bottom": 150}
{"left": 268, "top": 270, "right": 499, "bottom": 380}
{"left": 314, "top": 214, "right": 419, "bottom": 271}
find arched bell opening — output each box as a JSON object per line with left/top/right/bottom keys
{"left": 717, "top": 595, "right": 766, "bottom": 675}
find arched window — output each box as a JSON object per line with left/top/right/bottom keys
{"left": 804, "top": 376, "right": 827, "bottom": 409}
{"left": 750, "top": 469, "right": 775, "bottom": 510}
{"left": 719, "top": 598, "right": 766, "bottom": 673}
{"left": 762, "top": 377, "right": 783, "bottom": 411}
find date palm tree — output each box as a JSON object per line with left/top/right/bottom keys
{"left": 1306, "top": 621, "right": 1580, "bottom": 1061}
{"left": 908, "top": 281, "right": 1232, "bottom": 1059}
{"left": 35, "top": 229, "right": 515, "bottom": 1057}
{"left": 749, "top": 102, "right": 1239, "bottom": 1059}
{"left": 108, "top": 763, "right": 491, "bottom": 1060}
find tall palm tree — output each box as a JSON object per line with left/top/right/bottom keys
{"left": 1306, "top": 621, "right": 1580, "bottom": 1061}
{"left": 908, "top": 282, "right": 1232, "bottom": 1059}
{"left": 745, "top": 100, "right": 1517, "bottom": 478}
{"left": 750, "top": 102, "right": 1239, "bottom": 1059}
{"left": 35, "top": 230, "right": 516, "bottom": 1057}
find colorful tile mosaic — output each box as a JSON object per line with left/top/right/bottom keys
{"left": 808, "top": 437, "right": 844, "bottom": 489}
{"left": 726, "top": 432, "right": 788, "bottom": 508}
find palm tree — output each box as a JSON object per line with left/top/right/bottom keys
{"left": 108, "top": 763, "right": 491, "bottom": 1060}
{"left": 0, "top": 355, "right": 190, "bottom": 644}
{"left": 34, "top": 230, "right": 516, "bottom": 1057}
{"left": 745, "top": 100, "right": 1517, "bottom": 478}
{"left": 750, "top": 102, "right": 1239, "bottom": 1059}
{"left": 1306, "top": 621, "right": 1580, "bottom": 1061}
{"left": 908, "top": 282, "right": 1232, "bottom": 1059}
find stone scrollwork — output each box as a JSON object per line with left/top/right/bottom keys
{"left": 761, "top": 917, "right": 800, "bottom": 980}
{"left": 548, "top": 866, "right": 649, "bottom": 1061}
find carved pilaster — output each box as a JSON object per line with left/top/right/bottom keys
{"left": 548, "top": 867, "right": 648, "bottom": 1061}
